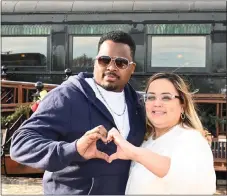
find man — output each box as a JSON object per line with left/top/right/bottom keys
{"left": 10, "top": 31, "right": 146, "bottom": 195}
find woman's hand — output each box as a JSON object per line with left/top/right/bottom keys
{"left": 107, "top": 128, "right": 137, "bottom": 163}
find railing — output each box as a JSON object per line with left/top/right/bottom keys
{"left": 1, "top": 80, "right": 58, "bottom": 113}
{"left": 1, "top": 65, "right": 72, "bottom": 114}
{"left": 192, "top": 93, "right": 226, "bottom": 137}
{"left": 1, "top": 80, "right": 226, "bottom": 134}
{"left": 212, "top": 139, "right": 226, "bottom": 159}
{"left": 211, "top": 138, "right": 226, "bottom": 172}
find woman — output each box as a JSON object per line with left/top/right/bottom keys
{"left": 107, "top": 72, "right": 216, "bottom": 194}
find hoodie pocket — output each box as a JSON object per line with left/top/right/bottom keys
{"left": 52, "top": 171, "right": 95, "bottom": 195}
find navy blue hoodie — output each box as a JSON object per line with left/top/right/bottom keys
{"left": 10, "top": 72, "right": 146, "bottom": 195}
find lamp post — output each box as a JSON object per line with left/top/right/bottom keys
{"left": 64, "top": 68, "right": 72, "bottom": 81}
{"left": 1, "top": 65, "right": 8, "bottom": 80}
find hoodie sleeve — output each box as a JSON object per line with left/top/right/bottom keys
{"left": 10, "top": 88, "right": 86, "bottom": 172}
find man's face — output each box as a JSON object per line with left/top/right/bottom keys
{"left": 93, "top": 40, "right": 136, "bottom": 92}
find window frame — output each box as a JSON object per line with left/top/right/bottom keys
{"left": 146, "top": 34, "right": 212, "bottom": 73}
{"left": 1, "top": 35, "right": 51, "bottom": 71}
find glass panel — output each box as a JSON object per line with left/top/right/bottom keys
{"left": 151, "top": 36, "right": 206, "bottom": 68}
{"left": 1, "top": 25, "right": 52, "bottom": 35}
{"left": 52, "top": 32, "right": 66, "bottom": 71}
{"left": 212, "top": 42, "right": 226, "bottom": 72}
{"left": 147, "top": 24, "right": 212, "bottom": 34}
{"left": 130, "top": 33, "right": 145, "bottom": 72}
{"left": 134, "top": 45, "right": 144, "bottom": 72}
{"left": 1, "top": 37, "right": 47, "bottom": 67}
{"left": 69, "top": 24, "right": 132, "bottom": 34}
{"left": 73, "top": 37, "right": 100, "bottom": 68}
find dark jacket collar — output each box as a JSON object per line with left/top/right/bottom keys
{"left": 66, "top": 72, "right": 145, "bottom": 141}
{"left": 73, "top": 72, "right": 142, "bottom": 107}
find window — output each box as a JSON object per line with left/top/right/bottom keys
{"left": 146, "top": 24, "right": 212, "bottom": 72}
{"left": 150, "top": 36, "right": 206, "bottom": 68}
{"left": 69, "top": 24, "right": 133, "bottom": 72}
{"left": 72, "top": 36, "right": 100, "bottom": 71}
{"left": 51, "top": 32, "right": 66, "bottom": 71}
{"left": 69, "top": 24, "right": 145, "bottom": 73}
{"left": 1, "top": 37, "right": 47, "bottom": 67}
{"left": 71, "top": 36, "right": 144, "bottom": 73}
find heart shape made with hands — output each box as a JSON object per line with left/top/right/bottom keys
{"left": 104, "top": 127, "right": 130, "bottom": 163}
{"left": 106, "top": 127, "right": 119, "bottom": 143}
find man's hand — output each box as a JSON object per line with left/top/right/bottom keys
{"left": 76, "top": 125, "right": 109, "bottom": 161}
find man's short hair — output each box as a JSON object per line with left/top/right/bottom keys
{"left": 98, "top": 31, "right": 136, "bottom": 59}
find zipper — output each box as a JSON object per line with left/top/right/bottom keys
{"left": 88, "top": 177, "right": 94, "bottom": 195}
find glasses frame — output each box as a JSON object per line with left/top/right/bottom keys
{"left": 143, "top": 93, "right": 181, "bottom": 103}
{"left": 95, "top": 55, "right": 135, "bottom": 70}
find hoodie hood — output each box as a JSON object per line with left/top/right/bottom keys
{"left": 63, "top": 72, "right": 94, "bottom": 99}
{"left": 63, "top": 72, "right": 143, "bottom": 108}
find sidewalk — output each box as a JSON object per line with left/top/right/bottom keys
{"left": 1, "top": 176, "right": 226, "bottom": 195}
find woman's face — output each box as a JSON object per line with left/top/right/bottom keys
{"left": 145, "top": 78, "right": 183, "bottom": 130}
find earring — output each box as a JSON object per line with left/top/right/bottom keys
{"left": 181, "top": 113, "right": 186, "bottom": 120}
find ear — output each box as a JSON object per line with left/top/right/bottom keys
{"left": 131, "top": 63, "right": 136, "bottom": 74}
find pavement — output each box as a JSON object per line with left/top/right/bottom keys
{"left": 1, "top": 176, "right": 226, "bottom": 195}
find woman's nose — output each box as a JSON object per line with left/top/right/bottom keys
{"left": 153, "top": 98, "right": 163, "bottom": 106}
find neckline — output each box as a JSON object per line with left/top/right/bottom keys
{"left": 151, "top": 124, "right": 180, "bottom": 142}
{"left": 96, "top": 82, "right": 125, "bottom": 96}
{"left": 92, "top": 78, "right": 127, "bottom": 117}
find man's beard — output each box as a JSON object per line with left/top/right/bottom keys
{"left": 101, "top": 72, "right": 120, "bottom": 91}
{"left": 101, "top": 83, "right": 119, "bottom": 91}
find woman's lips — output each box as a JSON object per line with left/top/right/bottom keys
{"left": 151, "top": 111, "right": 166, "bottom": 117}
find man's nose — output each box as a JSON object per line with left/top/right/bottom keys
{"left": 107, "top": 60, "right": 117, "bottom": 71}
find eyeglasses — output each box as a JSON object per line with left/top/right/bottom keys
{"left": 144, "top": 93, "right": 181, "bottom": 102}
{"left": 95, "top": 55, "right": 134, "bottom": 69}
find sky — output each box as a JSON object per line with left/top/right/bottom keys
{"left": 151, "top": 36, "right": 206, "bottom": 67}
{"left": 2, "top": 37, "right": 47, "bottom": 56}
{"left": 73, "top": 36, "right": 100, "bottom": 58}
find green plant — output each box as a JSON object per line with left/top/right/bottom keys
{"left": 1, "top": 104, "right": 31, "bottom": 129}
{"left": 199, "top": 111, "right": 226, "bottom": 126}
